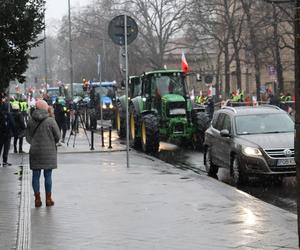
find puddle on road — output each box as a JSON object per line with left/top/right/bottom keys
{"left": 180, "top": 177, "right": 190, "bottom": 180}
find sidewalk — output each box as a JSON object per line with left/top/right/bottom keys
{"left": 0, "top": 154, "right": 23, "bottom": 250}
{"left": 15, "top": 132, "right": 299, "bottom": 249}
{"left": 22, "top": 129, "right": 127, "bottom": 154}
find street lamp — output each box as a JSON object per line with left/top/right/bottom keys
{"left": 264, "top": 0, "right": 300, "bottom": 246}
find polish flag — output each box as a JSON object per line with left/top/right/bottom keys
{"left": 181, "top": 51, "right": 189, "bottom": 74}
{"left": 207, "top": 85, "right": 213, "bottom": 97}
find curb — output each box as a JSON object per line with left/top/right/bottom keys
{"left": 57, "top": 148, "right": 127, "bottom": 154}
{"left": 16, "top": 165, "right": 31, "bottom": 250}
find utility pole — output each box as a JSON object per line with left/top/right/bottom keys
{"left": 68, "top": 0, "right": 74, "bottom": 98}
{"left": 124, "top": 15, "right": 130, "bottom": 168}
{"left": 295, "top": 0, "right": 300, "bottom": 246}
{"left": 43, "top": 13, "right": 48, "bottom": 88}
{"left": 98, "top": 54, "right": 103, "bottom": 127}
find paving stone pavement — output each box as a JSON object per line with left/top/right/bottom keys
{"left": 0, "top": 153, "right": 24, "bottom": 250}
{"left": 28, "top": 151, "right": 298, "bottom": 250}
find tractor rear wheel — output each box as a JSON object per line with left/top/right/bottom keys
{"left": 129, "top": 105, "right": 141, "bottom": 149}
{"left": 116, "top": 103, "right": 126, "bottom": 138}
{"left": 141, "top": 114, "right": 159, "bottom": 154}
{"left": 192, "top": 112, "right": 210, "bottom": 149}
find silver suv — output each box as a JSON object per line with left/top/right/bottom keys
{"left": 203, "top": 105, "right": 295, "bottom": 185}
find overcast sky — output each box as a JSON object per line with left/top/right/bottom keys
{"left": 45, "top": 0, "right": 91, "bottom": 24}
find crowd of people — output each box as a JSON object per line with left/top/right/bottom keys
{"left": 194, "top": 89, "right": 295, "bottom": 117}
{"left": 0, "top": 93, "right": 72, "bottom": 164}
{"left": 0, "top": 92, "right": 75, "bottom": 207}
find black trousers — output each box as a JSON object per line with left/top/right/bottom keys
{"left": 14, "top": 136, "right": 23, "bottom": 152}
{"left": 57, "top": 121, "right": 67, "bottom": 140}
{"left": 0, "top": 137, "right": 11, "bottom": 163}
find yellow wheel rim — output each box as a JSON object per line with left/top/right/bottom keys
{"left": 117, "top": 111, "right": 121, "bottom": 131}
{"left": 130, "top": 113, "right": 135, "bottom": 139}
{"left": 142, "top": 122, "right": 146, "bottom": 145}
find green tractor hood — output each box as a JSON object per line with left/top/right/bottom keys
{"left": 161, "top": 94, "right": 185, "bottom": 103}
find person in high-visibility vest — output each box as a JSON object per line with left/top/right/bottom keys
{"left": 195, "top": 95, "right": 201, "bottom": 104}
{"left": 284, "top": 93, "right": 292, "bottom": 102}
{"left": 19, "top": 97, "right": 28, "bottom": 123}
{"left": 279, "top": 92, "right": 285, "bottom": 102}
{"left": 10, "top": 97, "right": 19, "bottom": 109}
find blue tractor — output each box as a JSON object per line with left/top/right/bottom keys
{"left": 88, "top": 81, "right": 117, "bottom": 129}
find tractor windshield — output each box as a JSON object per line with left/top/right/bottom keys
{"left": 151, "top": 74, "right": 185, "bottom": 97}
{"left": 94, "top": 86, "right": 115, "bottom": 97}
{"left": 47, "top": 88, "right": 60, "bottom": 97}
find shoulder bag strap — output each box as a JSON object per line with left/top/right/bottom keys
{"left": 31, "top": 118, "right": 47, "bottom": 138}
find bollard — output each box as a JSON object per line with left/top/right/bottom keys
{"left": 90, "top": 130, "right": 95, "bottom": 150}
{"left": 101, "top": 126, "right": 105, "bottom": 147}
{"left": 108, "top": 126, "right": 112, "bottom": 149}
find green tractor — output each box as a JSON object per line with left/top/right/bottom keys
{"left": 116, "top": 76, "right": 141, "bottom": 138}
{"left": 119, "top": 70, "right": 210, "bottom": 154}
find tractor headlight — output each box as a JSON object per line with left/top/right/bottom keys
{"left": 242, "top": 146, "right": 262, "bottom": 157}
{"left": 102, "top": 104, "right": 107, "bottom": 109}
{"left": 169, "top": 108, "right": 186, "bottom": 115}
{"left": 109, "top": 104, "right": 113, "bottom": 109}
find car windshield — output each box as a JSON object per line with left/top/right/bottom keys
{"left": 151, "top": 74, "right": 185, "bottom": 96}
{"left": 235, "top": 113, "right": 294, "bottom": 135}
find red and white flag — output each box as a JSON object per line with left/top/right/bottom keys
{"left": 181, "top": 51, "right": 189, "bottom": 74}
{"left": 207, "top": 85, "right": 213, "bottom": 97}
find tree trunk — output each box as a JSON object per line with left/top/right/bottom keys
{"left": 272, "top": 4, "right": 284, "bottom": 94}
{"left": 215, "top": 42, "right": 223, "bottom": 101}
{"left": 254, "top": 56, "right": 261, "bottom": 101}
{"left": 231, "top": 26, "right": 242, "bottom": 90}
{"left": 241, "top": 0, "right": 262, "bottom": 101}
{"left": 234, "top": 46, "right": 242, "bottom": 91}
{"left": 224, "top": 43, "right": 230, "bottom": 98}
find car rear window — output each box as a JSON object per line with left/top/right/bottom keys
{"left": 235, "top": 113, "right": 294, "bottom": 135}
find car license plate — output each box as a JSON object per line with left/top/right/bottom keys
{"left": 277, "top": 158, "right": 295, "bottom": 166}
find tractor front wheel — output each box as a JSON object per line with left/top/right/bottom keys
{"left": 141, "top": 114, "right": 159, "bottom": 154}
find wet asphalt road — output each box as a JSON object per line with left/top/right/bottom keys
{"left": 157, "top": 142, "right": 297, "bottom": 214}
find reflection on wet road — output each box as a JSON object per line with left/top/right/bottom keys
{"left": 158, "top": 142, "right": 297, "bottom": 214}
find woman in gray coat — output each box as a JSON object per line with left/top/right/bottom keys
{"left": 26, "top": 100, "right": 60, "bottom": 207}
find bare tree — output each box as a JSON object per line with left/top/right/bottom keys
{"left": 187, "top": 0, "right": 241, "bottom": 98}
{"left": 240, "top": 0, "right": 264, "bottom": 101}
{"left": 119, "top": 0, "right": 188, "bottom": 69}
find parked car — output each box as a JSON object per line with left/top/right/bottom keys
{"left": 203, "top": 105, "right": 295, "bottom": 185}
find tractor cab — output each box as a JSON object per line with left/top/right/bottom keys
{"left": 90, "top": 81, "right": 117, "bottom": 110}
{"left": 88, "top": 81, "right": 117, "bottom": 128}
{"left": 141, "top": 70, "right": 189, "bottom": 119}
{"left": 129, "top": 76, "right": 141, "bottom": 99}
{"left": 46, "top": 86, "right": 68, "bottom": 105}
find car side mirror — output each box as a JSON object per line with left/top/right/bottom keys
{"left": 220, "top": 129, "right": 230, "bottom": 137}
